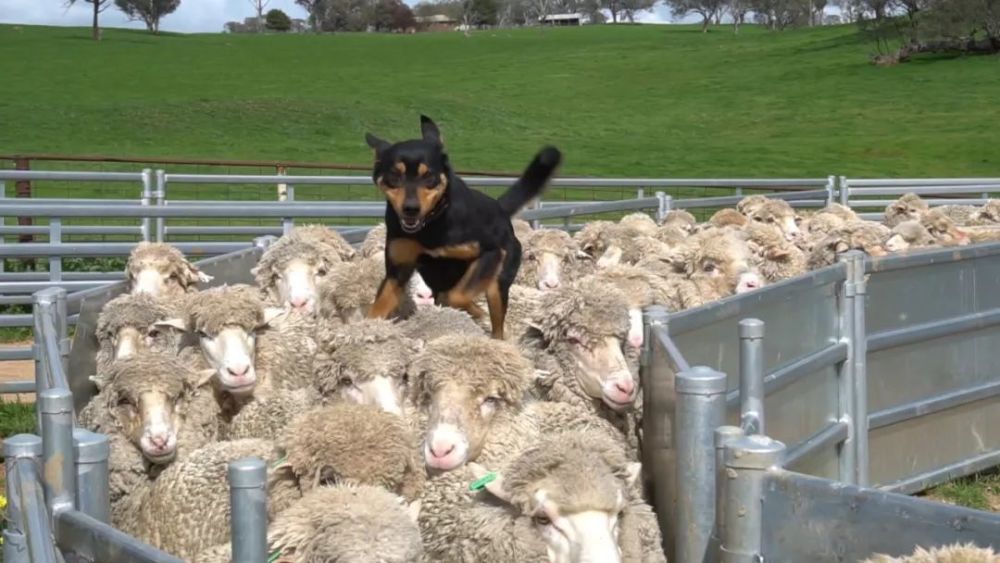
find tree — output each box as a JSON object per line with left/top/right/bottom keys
{"left": 727, "top": 0, "right": 751, "bottom": 31}
{"left": 114, "top": 0, "right": 180, "bottom": 33}
{"left": 295, "top": 0, "right": 325, "bottom": 30}
{"left": 66, "top": 0, "right": 113, "bottom": 40}
{"left": 266, "top": 8, "right": 292, "bottom": 30}
{"left": 666, "top": 0, "right": 726, "bottom": 30}
{"left": 249, "top": 0, "right": 271, "bottom": 30}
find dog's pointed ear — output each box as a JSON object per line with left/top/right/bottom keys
{"left": 365, "top": 133, "right": 390, "bottom": 160}
{"left": 420, "top": 115, "right": 443, "bottom": 147}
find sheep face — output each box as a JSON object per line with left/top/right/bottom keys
{"left": 683, "top": 233, "right": 763, "bottom": 295}
{"left": 922, "top": 211, "right": 970, "bottom": 246}
{"left": 884, "top": 193, "right": 928, "bottom": 227}
{"left": 197, "top": 325, "right": 260, "bottom": 394}
{"left": 273, "top": 256, "right": 330, "bottom": 314}
{"left": 563, "top": 328, "right": 637, "bottom": 411}
{"left": 523, "top": 230, "right": 583, "bottom": 291}
{"left": 107, "top": 322, "right": 183, "bottom": 363}
{"left": 661, "top": 210, "right": 697, "bottom": 233}
{"left": 411, "top": 336, "right": 531, "bottom": 472}
{"left": 749, "top": 200, "right": 802, "bottom": 243}
{"left": 126, "top": 243, "right": 208, "bottom": 297}
{"left": 975, "top": 200, "right": 1000, "bottom": 223}
{"left": 409, "top": 271, "right": 435, "bottom": 307}
{"left": 320, "top": 337, "right": 418, "bottom": 416}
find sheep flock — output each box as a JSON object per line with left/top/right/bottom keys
{"left": 77, "top": 192, "right": 1000, "bottom": 562}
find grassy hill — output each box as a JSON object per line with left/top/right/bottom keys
{"left": 0, "top": 23, "right": 998, "bottom": 178}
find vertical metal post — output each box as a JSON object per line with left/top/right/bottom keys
{"left": 48, "top": 217, "right": 62, "bottom": 282}
{"left": 140, "top": 168, "right": 153, "bottom": 242}
{"left": 277, "top": 165, "right": 294, "bottom": 234}
{"left": 837, "top": 252, "right": 859, "bottom": 486}
{"left": 155, "top": 169, "right": 166, "bottom": 242}
{"left": 0, "top": 180, "right": 5, "bottom": 273}
{"left": 637, "top": 188, "right": 645, "bottom": 200}
{"left": 4, "top": 435, "right": 43, "bottom": 563}
{"left": 710, "top": 426, "right": 744, "bottom": 563}
{"left": 839, "top": 176, "right": 849, "bottom": 206}
{"left": 655, "top": 191, "right": 667, "bottom": 223}
{"left": 74, "top": 428, "right": 111, "bottom": 523}
{"left": 825, "top": 175, "right": 837, "bottom": 205}
{"left": 675, "top": 366, "right": 728, "bottom": 563}
{"left": 850, "top": 252, "right": 869, "bottom": 486}
{"left": 640, "top": 305, "right": 674, "bottom": 555}
{"left": 229, "top": 457, "right": 268, "bottom": 563}
{"left": 40, "top": 388, "right": 76, "bottom": 516}
{"left": 738, "top": 319, "right": 765, "bottom": 436}
{"left": 33, "top": 287, "right": 68, "bottom": 402}
{"left": 720, "top": 435, "right": 785, "bottom": 563}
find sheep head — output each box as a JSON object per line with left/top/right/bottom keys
{"left": 885, "top": 220, "right": 934, "bottom": 252}
{"left": 618, "top": 212, "right": 657, "bottom": 236}
{"left": 126, "top": 242, "right": 210, "bottom": 297}
{"left": 974, "top": 200, "right": 1000, "bottom": 224}
{"left": 253, "top": 237, "right": 339, "bottom": 314}
{"left": 409, "top": 335, "right": 533, "bottom": 472}
{"left": 574, "top": 221, "right": 615, "bottom": 259}
{"left": 921, "top": 209, "right": 970, "bottom": 247}
{"left": 748, "top": 200, "right": 802, "bottom": 243}
{"left": 680, "top": 230, "right": 763, "bottom": 295}
{"left": 530, "top": 282, "right": 639, "bottom": 411}
{"left": 182, "top": 285, "right": 286, "bottom": 395}
{"left": 736, "top": 195, "right": 769, "bottom": 217}
{"left": 468, "top": 432, "right": 641, "bottom": 563}
{"left": 660, "top": 209, "right": 697, "bottom": 233}
{"left": 96, "top": 293, "right": 187, "bottom": 366}
{"left": 314, "top": 319, "right": 421, "bottom": 415}
{"left": 884, "top": 193, "right": 928, "bottom": 227}
{"left": 522, "top": 229, "right": 583, "bottom": 291}
{"left": 92, "top": 354, "right": 205, "bottom": 464}
{"left": 709, "top": 208, "right": 749, "bottom": 230}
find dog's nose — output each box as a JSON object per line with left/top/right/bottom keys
{"left": 402, "top": 202, "right": 420, "bottom": 217}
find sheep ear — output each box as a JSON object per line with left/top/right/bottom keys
{"left": 154, "top": 318, "right": 188, "bottom": 332}
{"left": 196, "top": 369, "right": 216, "bottom": 388}
{"left": 534, "top": 369, "right": 557, "bottom": 388}
{"left": 262, "top": 307, "right": 288, "bottom": 327}
{"left": 575, "top": 249, "right": 593, "bottom": 260}
{"left": 766, "top": 247, "right": 791, "bottom": 260}
{"left": 596, "top": 246, "right": 623, "bottom": 269}
{"left": 624, "top": 462, "right": 643, "bottom": 488}
{"left": 834, "top": 241, "right": 850, "bottom": 253}
{"left": 196, "top": 270, "right": 214, "bottom": 284}
{"left": 406, "top": 499, "right": 422, "bottom": 523}
{"left": 468, "top": 463, "right": 510, "bottom": 503}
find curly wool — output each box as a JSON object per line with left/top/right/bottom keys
{"left": 884, "top": 193, "right": 929, "bottom": 227}
{"left": 121, "top": 438, "right": 283, "bottom": 559}
{"left": 185, "top": 283, "right": 266, "bottom": 335}
{"left": 359, "top": 222, "right": 388, "bottom": 258}
{"left": 736, "top": 195, "right": 770, "bottom": 216}
{"left": 410, "top": 334, "right": 535, "bottom": 413}
{"left": 661, "top": 209, "right": 697, "bottom": 232}
{"left": 399, "top": 306, "right": 484, "bottom": 343}
{"left": 271, "top": 485, "right": 423, "bottom": 563}
{"left": 274, "top": 403, "right": 425, "bottom": 502}
{"left": 94, "top": 293, "right": 188, "bottom": 374}
{"left": 619, "top": 212, "right": 658, "bottom": 235}
{"left": 579, "top": 264, "right": 674, "bottom": 310}
{"left": 743, "top": 223, "right": 808, "bottom": 282}
{"left": 253, "top": 235, "right": 343, "bottom": 304}
{"left": 709, "top": 208, "right": 749, "bottom": 230}
{"left": 289, "top": 224, "right": 356, "bottom": 261}
{"left": 524, "top": 280, "right": 631, "bottom": 345}
{"left": 472, "top": 284, "right": 543, "bottom": 343}
{"left": 221, "top": 386, "right": 319, "bottom": 442}
{"left": 319, "top": 255, "right": 416, "bottom": 322}
{"left": 125, "top": 242, "right": 205, "bottom": 295}
{"left": 807, "top": 221, "right": 891, "bottom": 269}
{"left": 861, "top": 543, "right": 999, "bottom": 563}
{"left": 516, "top": 228, "right": 585, "bottom": 287}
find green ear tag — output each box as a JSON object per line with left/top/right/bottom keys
{"left": 270, "top": 454, "right": 288, "bottom": 469}
{"left": 469, "top": 472, "right": 497, "bottom": 491}
{"left": 267, "top": 549, "right": 282, "bottom": 563}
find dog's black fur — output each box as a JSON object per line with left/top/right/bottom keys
{"left": 364, "top": 115, "right": 562, "bottom": 338}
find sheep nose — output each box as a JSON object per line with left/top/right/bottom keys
{"left": 615, "top": 379, "right": 636, "bottom": 397}
{"left": 416, "top": 289, "right": 433, "bottom": 299}
{"left": 149, "top": 434, "right": 167, "bottom": 448}
{"left": 628, "top": 333, "right": 644, "bottom": 349}
{"left": 429, "top": 441, "right": 456, "bottom": 459}
{"left": 541, "top": 278, "right": 560, "bottom": 290}
{"left": 227, "top": 363, "right": 250, "bottom": 377}
{"left": 290, "top": 296, "right": 308, "bottom": 309}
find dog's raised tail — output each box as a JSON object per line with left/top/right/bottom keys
{"left": 497, "top": 146, "right": 562, "bottom": 217}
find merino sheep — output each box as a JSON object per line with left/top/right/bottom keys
{"left": 120, "top": 438, "right": 285, "bottom": 558}
{"left": 182, "top": 284, "right": 315, "bottom": 394}
{"left": 660, "top": 209, "right": 697, "bottom": 233}
{"left": 884, "top": 193, "right": 929, "bottom": 227}
{"left": 575, "top": 221, "right": 672, "bottom": 269}
{"left": 252, "top": 232, "right": 342, "bottom": 314}
{"left": 220, "top": 386, "right": 319, "bottom": 442}
{"left": 577, "top": 264, "right": 674, "bottom": 350}
{"left": 79, "top": 354, "right": 219, "bottom": 466}
{"left": 519, "top": 281, "right": 642, "bottom": 456}
{"left": 743, "top": 222, "right": 808, "bottom": 282}
{"left": 861, "top": 542, "right": 999, "bottom": 563}
{"left": 358, "top": 223, "right": 435, "bottom": 305}
{"left": 512, "top": 217, "right": 535, "bottom": 243}
{"left": 674, "top": 228, "right": 764, "bottom": 298}
{"left": 736, "top": 194, "right": 770, "bottom": 217}
{"left": 272, "top": 403, "right": 425, "bottom": 502}
{"left": 821, "top": 202, "right": 860, "bottom": 222}
{"left": 885, "top": 219, "right": 937, "bottom": 252}
{"left": 807, "top": 221, "right": 891, "bottom": 269}
{"left": 288, "top": 224, "right": 356, "bottom": 261}
{"left": 125, "top": 242, "right": 212, "bottom": 297}
{"left": 94, "top": 292, "right": 189, "bottom": 375}
{"left": 419, "top": 430, "right": 663, "bottom": 563}
{"left": 312, "top": 319, "right": 423, "bottom": 415}
{"left": 920, "top": 208, "right": 971, "bottom": 246}
{"left": 708, "top": 208, "right": 749, "bottom": 230}
{"left": 469, "top": 284, "right": 544, "bottom": 343}
{"left": 399, "top": 305, "right": 485, "bottom": 343}
{"left": 318, "top": 255, "right": 436, "bottom": 323}
{"left": 619, "top": 212, "right": 658, "bottom": 236}
{"left": 516, "top": 228, "right": 587, "bottom": 290}
{"left": 747, "top": 199, "right": 803, "bottom": 242}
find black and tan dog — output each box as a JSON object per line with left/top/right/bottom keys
{"left": 364, "top": 115, "right": 562, "bottom": 339}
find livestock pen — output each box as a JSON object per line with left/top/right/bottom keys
{"left": 2, "top": 169, "right": 999, "bottom": 562}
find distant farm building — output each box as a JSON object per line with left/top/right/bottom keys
{"left": 540, "top": 13, "right": 584, "bottom": 26}
{"left": 416, "top": 14, "right": 459, "bottom": 32}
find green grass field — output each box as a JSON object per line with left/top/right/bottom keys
{"left": 0, "top": 23, "right": 998, "bottom": 178}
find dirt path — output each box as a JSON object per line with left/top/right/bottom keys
{"left": 0, "top": 340, "right": 35, "bottom": 403}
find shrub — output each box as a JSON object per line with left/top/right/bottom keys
{"left": 266, "top": 9, "right": 292, "bottom": 31}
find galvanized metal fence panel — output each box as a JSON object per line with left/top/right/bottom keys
{"left": 664, "top": 265, "right": 848, "bottom": 478}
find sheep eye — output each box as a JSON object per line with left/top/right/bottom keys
{"left": 196, "top": 330, "right": 210, "bottom": 340}
{"left": 316, "top": 268, "right": 328, "bottom": 277}
{"left": 766, "top": 217, "right": 775, "bottom": 224}
{"left": 167, "top": 273, "right": 178, "bottom": 280}
{"left": 400, "top": 373, "right": 409, "bottom": 386}
{"left": 532, "top": 514, "right": 552, "bottom": 527}
{"left": 116, "top": 395, "right": 132, "bottom": 408}
{"left": 703, "top": 263, "right": 716, "bottom": 273}
{"left": 482, "top": 396, "right": 500, "bottom": 407}
{"left": 338, "top": 376, "right": 354, "bottom": 387}
{"left": 565, "top": 335, "right": 583, "bottom": 345}
{"left": 753, "top": 216, "right": 763, "bottom": 222}
{"left": 147, "top": 329, "right": 161, "bottom": 339}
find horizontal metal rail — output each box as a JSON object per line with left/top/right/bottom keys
{"left": 866, "top": 241, "right": 1000, "bottom": 273}
{"left": 0, "top": 203, "right": 386, "bottom": 218}
{"left": 1, "top": 272, "right": 125, "bottom": 281}
{"left": 55, "top": 509, "right": 184, "bottom": 563}
{"left": 0, "top": 198, "right": 143, "bottom": 206}
{"left": 867, "top": 307, "right": 1000, "bottom": 353}
{"left": 0, "top": 348, "right": 33, "bottom": 361}
{"left": 0, "top": 314, "right": 32, "bottom": 327}
{"left": 868, "top": 380, "right": 1000, "bottom": 431}
{"left": 845, "top": 178, "right": 1000, "bottom": 187}
{"left": 783, "top": 421, "right": 849, "bottom": 468}
{"left": 0, "top": 380, "right": 36, "bottom": 394}
{"left": 880, "top": 449, "right": 1000, "bottom": 495}
{"left": 847, "top": 198, "right": 993, "bottom": 207}
{"left": 0, "top": 170, "right": 144, "bottom": 182}
{"left": 846, "top": 185, "right": 1000, "bottom": 196}
{"left": 0, "top": 226, "right": 142, "bottom": 236}
{"left": 520, "top": 197, "right": 660, "bottom": 220}
{"left": 1, "top": 281, "right": 117, "bottom": 293}
{"left": 725, "top": 342, "right": 848, "bottom": 407}
{"left": 672, "top": 189, "right": 830, "bottom": 210}
{"left": 2, "top": 242, "right": 252, "bottom": 257}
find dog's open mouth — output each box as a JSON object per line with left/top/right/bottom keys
{"left": 400, "top": 217, "right": 423, "bottom": 233}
